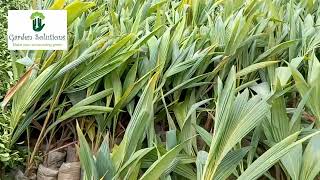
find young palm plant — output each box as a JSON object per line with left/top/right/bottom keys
{"left": 2, "top": 0, "right": 320, "bottom": 179}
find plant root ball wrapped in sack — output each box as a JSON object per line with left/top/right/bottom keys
{"left": 58, "top": 162, "right": 81, "bottom": 180}
{"left": 46, "top": 151, "right": 66, "bottom": 169}
{"left": 37, "top": 164, "right": 58, "bottom": 180}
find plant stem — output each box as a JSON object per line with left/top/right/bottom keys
{"left": 25, "top": 76, "right": 68, "bottom": 175}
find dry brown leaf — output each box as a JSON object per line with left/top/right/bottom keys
{"left": 1, "top": 65, "right": 35, "bottom": 108}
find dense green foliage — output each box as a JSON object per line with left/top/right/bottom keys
{"left": 0, "top": 0, "right": 19, "bottom": 98}
{"left": 1, "top": 0, "right": 320, "bottom": 179}
{"left": 0, "top": 0, "right": 29, "bottom": 172}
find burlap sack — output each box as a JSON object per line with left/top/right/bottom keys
{"left": 66, "top": 146, "right": 78, "bottom": 162}
{"left": 57, "top": 162, "right": 81, "bottom": 180}
{"left": 14, "top": 169, "right": 28, "bottom": 180}
{"left": 37, "top": 164, "right": 58, "bottom": 180}
{"left": 47, "top": 151, "right": 66, "bottom": 169}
